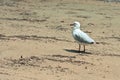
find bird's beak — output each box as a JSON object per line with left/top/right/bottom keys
{"left": 70, "top": 23, "right": 74, "bottom": 26}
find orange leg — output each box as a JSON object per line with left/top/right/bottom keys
{"left": 79, "top": 44, "right": 81, "bottom": 52}
{"left": 83, "top": 45, "right": 85, "bottom": 52}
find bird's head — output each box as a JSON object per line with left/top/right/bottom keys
{"left": 70, "top": 21, "right": 81, "bottom": 29}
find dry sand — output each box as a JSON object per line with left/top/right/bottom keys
{"left": 0, "top": 0, "right": 120, "bottom": 80}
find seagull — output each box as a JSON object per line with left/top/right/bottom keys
{"left": 70, "top": 21, "right": 95, "bottom": 52}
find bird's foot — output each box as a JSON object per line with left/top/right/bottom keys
{"left": 79, "top": 50, "right": 85, "bottom": 54}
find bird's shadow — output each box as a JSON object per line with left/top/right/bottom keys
{"left": 64, "top": 49, "right": 92, "bottom": 55}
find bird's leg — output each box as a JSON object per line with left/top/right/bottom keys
{"left": 83, "top": 45, "right": 85, "bottom": 52}
{"left": 79, "top": 44, "right": 81, "bottom": 52}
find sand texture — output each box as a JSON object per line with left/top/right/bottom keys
{"left": 0, "top": 0, "right": 120, "bottom": 80}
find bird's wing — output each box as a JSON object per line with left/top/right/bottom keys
{"left": 74, "top": 31, "right": 95, "bottom": 44}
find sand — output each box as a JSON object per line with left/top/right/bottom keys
{"left": 0, "top": 0, "right": 120, "bottom": 80}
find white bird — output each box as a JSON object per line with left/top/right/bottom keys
{"left": 70, "top": 21, "right": 95, "bottom": 52}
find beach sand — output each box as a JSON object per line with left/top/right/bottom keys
{"left": 0, "top": 0, "right": 120, "bottom": 80}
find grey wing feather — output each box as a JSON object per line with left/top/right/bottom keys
{"left": 74, "top": 31, "right": 94, "bottom": 44}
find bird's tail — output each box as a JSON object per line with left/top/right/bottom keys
{"left": 90, "top": 41, "right": 96, "bottom": 44}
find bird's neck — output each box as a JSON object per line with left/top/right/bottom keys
{"left": 73, "top": 27, "right": 80, "bottom": 30}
